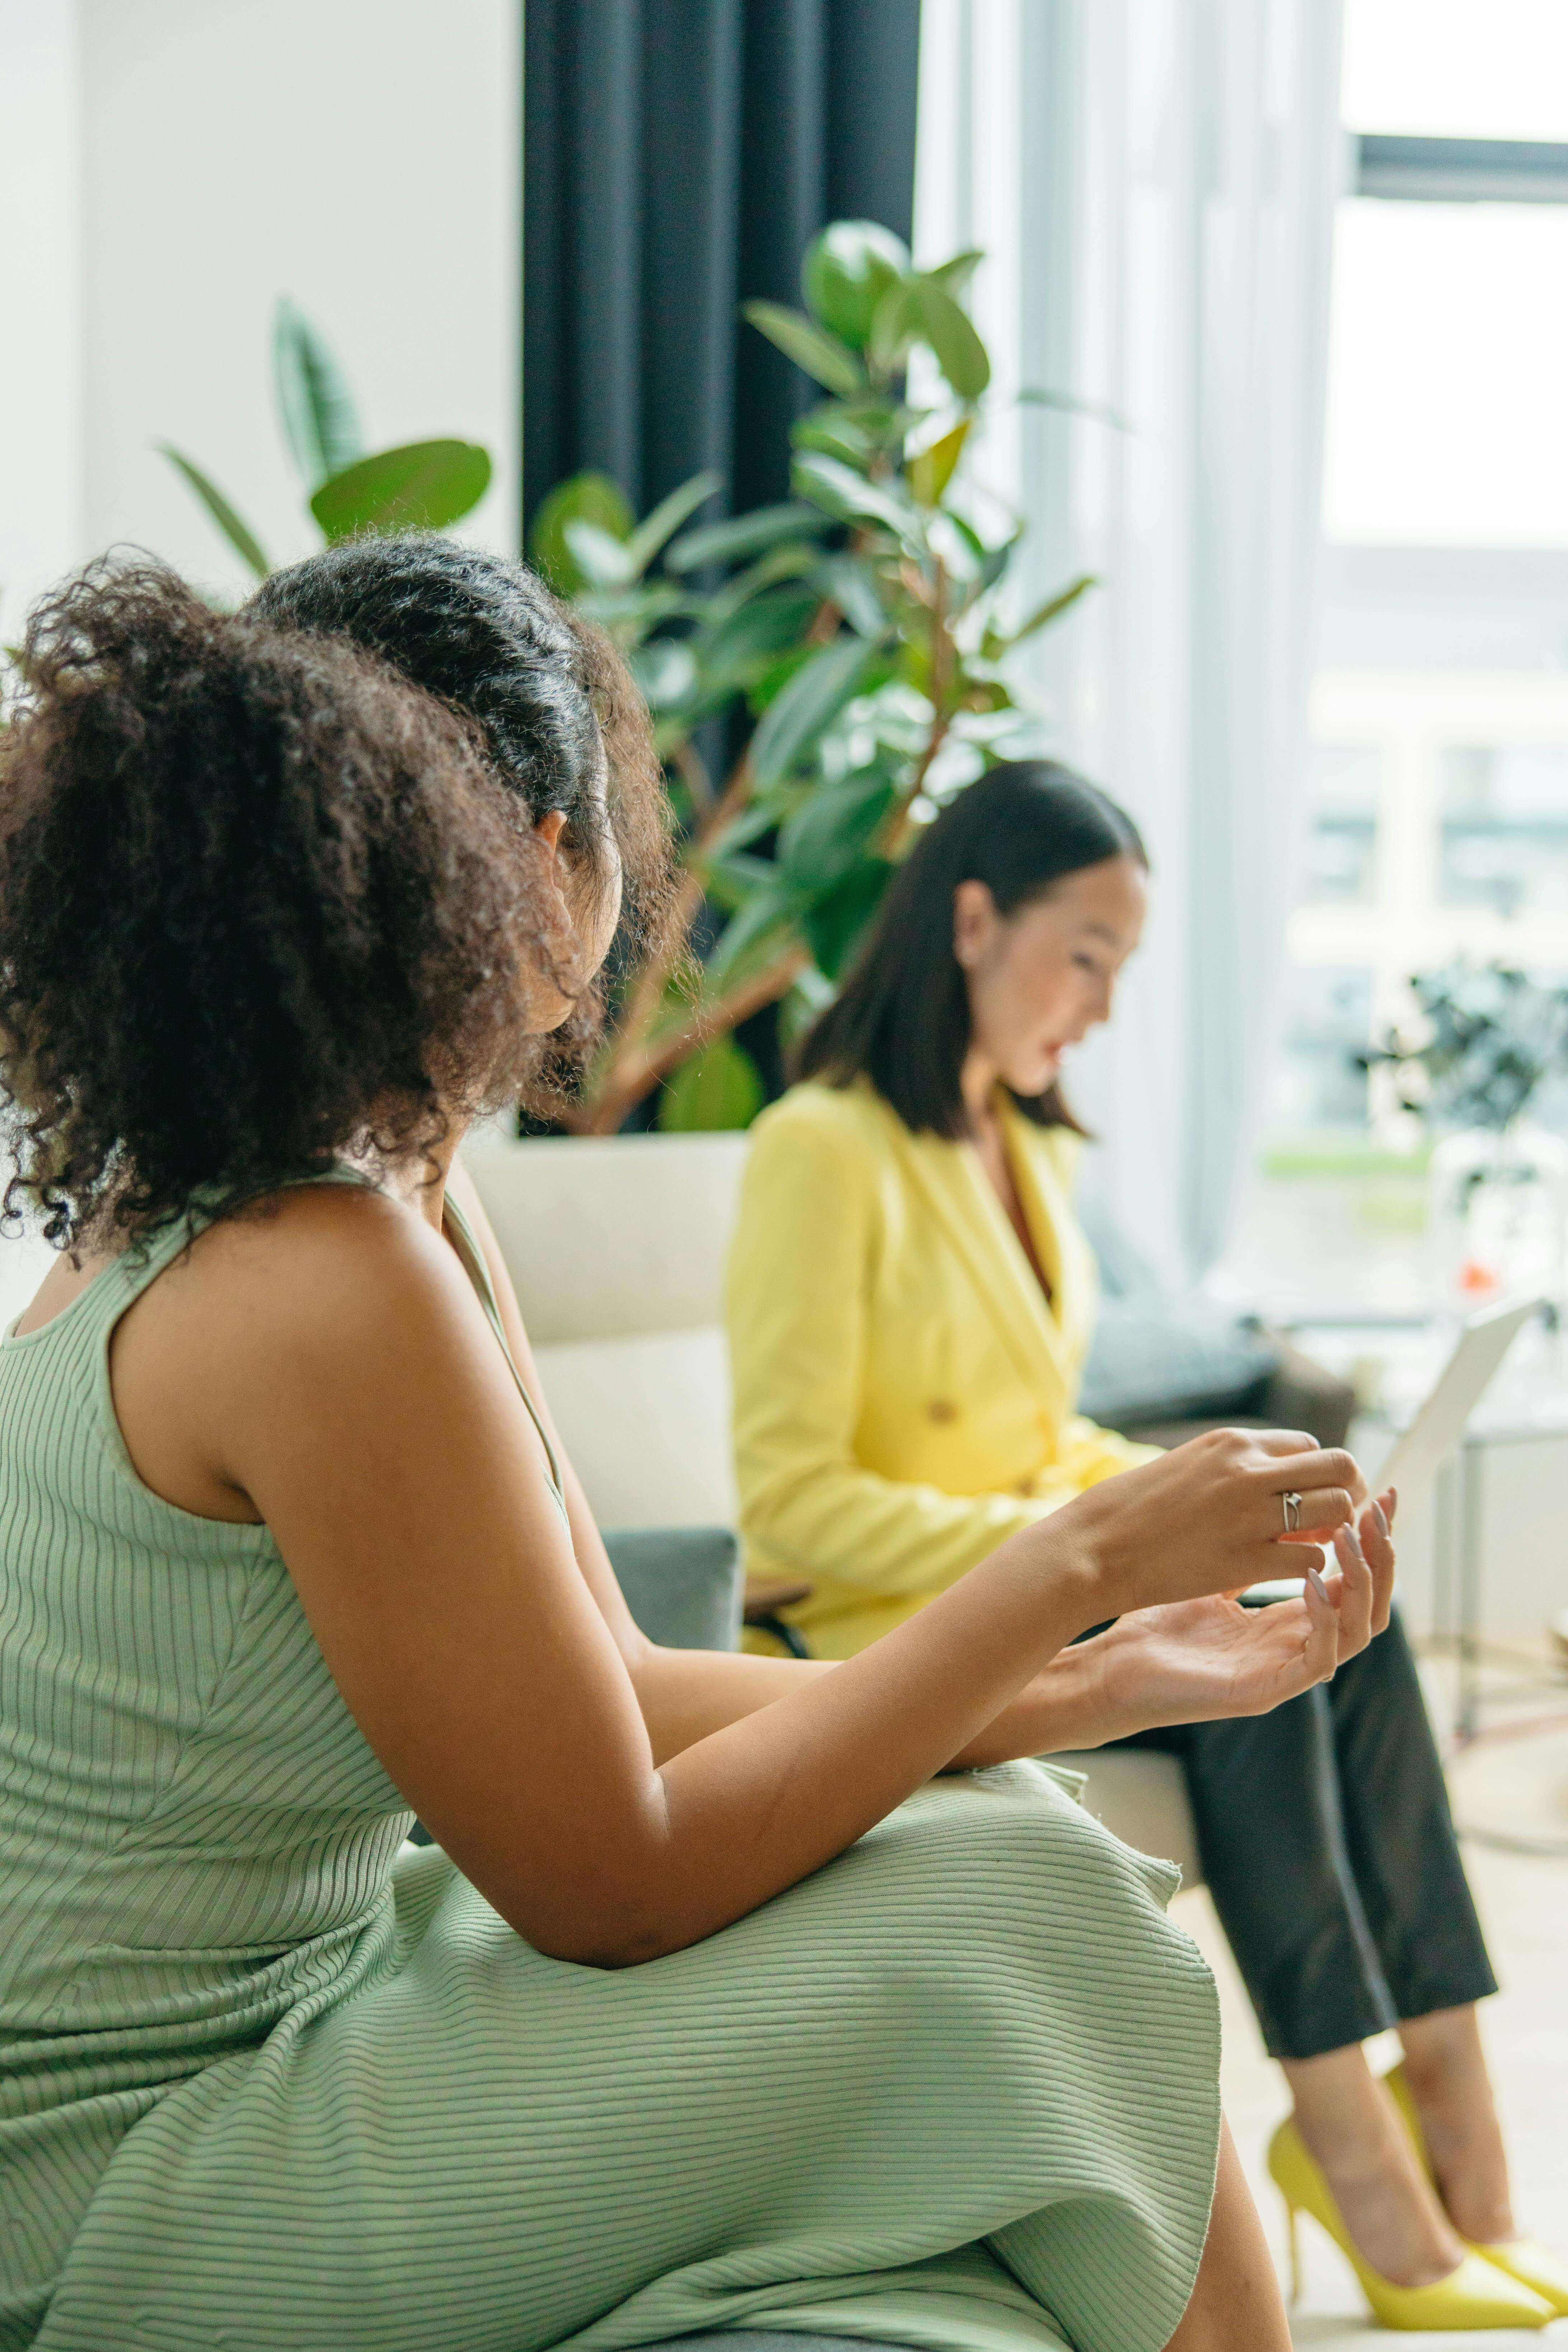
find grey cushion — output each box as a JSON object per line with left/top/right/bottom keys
{"left": 1079, "top": 1296, "right": 1277, "bottom": 1427}
{"left": 1074, "top": 1189, "right": 1278, "bottom": 1426}
{"left": 601, "top": 1525, "right": 743, "bottom": 1653}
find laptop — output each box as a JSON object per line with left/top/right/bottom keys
{"left": 1243, "top": 1295, "right": 1539, "bottom": 1603}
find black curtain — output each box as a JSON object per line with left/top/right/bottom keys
{"left": 523, "top": 0, "right": 923, "bottom": 537}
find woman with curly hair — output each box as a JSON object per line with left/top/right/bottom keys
{"left": 0, "top": 543, "right": 1408, "bottom": 2352}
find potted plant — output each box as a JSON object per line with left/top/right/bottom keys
{"left": 529, "top": 219, "right": 1095, "bottom": 1134}
{"left": 1362, "top": 961, "right": 1568, "bottom": 1306}
{"left": 163, "top": 298, "right": 493, "bottom": 578}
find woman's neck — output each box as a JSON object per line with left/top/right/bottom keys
{"left": 376, "top": 1116, "right": 469, "bottom": 1233}
{"left": 959, "top": 1049, "right": 1001, "bottom": 1136}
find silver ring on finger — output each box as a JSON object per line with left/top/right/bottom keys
{"left": 1281, "top": 1489, "right": 1303, "bottom": 1534}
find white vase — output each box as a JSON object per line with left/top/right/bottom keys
{"left": 1428, "top": 1121, "right": 1568, "bottom": 1310}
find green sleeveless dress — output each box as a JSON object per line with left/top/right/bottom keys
{"left": 0, "top": 1185, "right": 1222, "bottom": 2352}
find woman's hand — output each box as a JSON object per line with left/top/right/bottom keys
{"left": 1054, "top": 1424, "right": 1367, "bottom": 1620}
{"left": 1066, "top": 1489, "right": 1396, "bottom": 1745}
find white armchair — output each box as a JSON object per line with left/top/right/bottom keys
{"left": 462, "top": 1124, "right": 1201, "bottom": 1883}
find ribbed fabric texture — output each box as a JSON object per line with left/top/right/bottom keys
{"left": 1, "top": 1197, "right": 1222, "bottom": 2352}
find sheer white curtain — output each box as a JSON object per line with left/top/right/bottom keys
{"left": 916, "top": 0, "right": 1344, "bottom": 1282}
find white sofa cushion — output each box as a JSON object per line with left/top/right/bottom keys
{"left": 532, "top": 1326, "right": 738, "bottom": 1530}
{"left": 1052, "top": 1748, "right": 1202, "bottom": 1885}
{"left": 464, "top": 1127, "right": 749, "bottom": 1344}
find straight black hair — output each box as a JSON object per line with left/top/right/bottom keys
{"left": 795, "top": 759, "right": 1147, "bottom": 1137}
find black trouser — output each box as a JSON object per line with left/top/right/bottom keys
{"left": 1113, "top": 1610, "right": 1497, "bottom": 2060}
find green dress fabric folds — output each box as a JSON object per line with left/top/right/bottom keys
{"left": 0, "top": 1198, "right": 1222, "bottom": 2352}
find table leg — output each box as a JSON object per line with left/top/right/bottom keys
{"left": 1457, "top": 1436, "right": 1485, "bottom": 1744}
{"left": 1433, "top": 1455, "right": 1458, "bottom": 1653}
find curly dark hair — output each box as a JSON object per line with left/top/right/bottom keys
{"left": 0, "top": 551, "right": 666, "bottom": 1250}
{"left": 250, "top": 536, "right": 674, "bottom": 1112}
{"left": 249, "top": 534, "right": 670, "bottom": 957}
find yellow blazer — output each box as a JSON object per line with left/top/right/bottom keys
{"left": 725, "top": 1078, "right": 1156, "bottom": 1658}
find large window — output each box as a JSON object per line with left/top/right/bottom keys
{"left": 1270, "top": 0, "right": 1568, "bottom": 1152}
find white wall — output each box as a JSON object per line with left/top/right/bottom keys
{"left": 0, "top": 0, "right": 83, "bottom": 632}
{"left": 1, "top": 0, "right": 520, "bottom": 626}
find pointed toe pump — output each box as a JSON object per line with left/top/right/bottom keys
{"left": 1384, "top": 2062, "right": 1568, "bottom": 2318}
{"left": 1267, "top": 2114, "right": 1554, "bottom": 2330}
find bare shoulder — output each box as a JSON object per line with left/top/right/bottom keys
{"left": 109, "top": 1181, "right": 506, "bottom": 1521}
{"left": 121, "top": 1181, "right": 479, "bottom": 1384}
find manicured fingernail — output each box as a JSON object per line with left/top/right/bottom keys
{"left": 1388, "top": 1486, "right": 1398, "bottom": 1520}
{"left": 1372, "top": 1501, "right": 1389, "bottom": 1537}
{"left": 1307, "top": 1561, "right": 1331, "bottom": 1603}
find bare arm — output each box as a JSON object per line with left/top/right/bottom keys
{"left": 446, "top": 1162, "right": 1390, "bottom": 1775}
{"left": 144, "top": 1187, "right": 1369, "bottom": 1968}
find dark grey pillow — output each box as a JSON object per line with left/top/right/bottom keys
{"left": 602, "top": 1525, "right": 742, "bottom": 1653}
{"left": 1079, "top": 1296, "right": 1277, "bottom": 1428}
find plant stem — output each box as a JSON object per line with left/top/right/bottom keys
{"left": 881, "top": 558, "right": 952, "bottom": 854}
{"left": 563, "top": 945, "right": 809, "bottom": 1134}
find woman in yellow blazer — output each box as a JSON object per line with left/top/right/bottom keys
{"left": 726, "top": 762, "right": 1566, "bottom": 2333}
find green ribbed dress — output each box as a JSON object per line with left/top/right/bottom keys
{"left": 0, "top": 1191, "right": 1222, "bottom": 2352}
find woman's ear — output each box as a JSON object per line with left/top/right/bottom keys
{"left": 952, "top": 878, "right": 997, "bottom": 971}
{"left": 533, "top": 809, "right": 569, "bottom": 856}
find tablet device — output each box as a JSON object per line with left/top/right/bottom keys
{"left": 1375, "top": 1294, "right": 1538, "bottom": 1509}
{"left": 1241, "top": 1294, "right": 1538, "bottom": 1606}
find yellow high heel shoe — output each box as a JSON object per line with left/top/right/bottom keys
{"left": 1266, "top": 2115, "right": 1553, "bottom": 2330}
{"left": 1385, "top": 2060, "right": 1568, "bottom": 2317}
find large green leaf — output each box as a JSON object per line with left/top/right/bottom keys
{"left": 742, "top": 302, "right": 863, "bottom": 397}
{"left": 1017, "top": 386, "right": 1135, "bottom": 433}
{"left": 779, "top": 769, "right": 896, "bottom": 897}
{"left": 622, "top": 470, "right": 723, "bottom": 580}
{"left": 666, "top": 501, "right": 828, "bottom": 575}
{"left": 701, "top": 882, "right": 799, "bottom": 995}
{"left": 658, "top": 1034, "right": 765, "bottom": 1133}
{"left": 993, "top": 572, "right": 1098, "bottom": 651}
{"left": 791, "top": 452, "right": 924, "bottom": 549}
{"left": 273, "top": 298, "right": 362, "bottom": 488}
{"left": 811, "top": 555, "right": 887, "bottom": 639}
{"left": 803, "top": 856, "right": 894, "bottom": 980}
{"left": 628, "top": 637, "right": 697, "bottom": 710}
{"left": 748, "top": 632, "right": 879, "bottom": 793}
{"left": 945, "top": 511, "right": 1020, "bottom": 596}
{"left": 158, "top": 445, "right": 271, "bottom": 577}
{"left": 925, "top": 247, "right": 984, "bottom": 298}
{"left": 573, "top": 580, "right": 693, "bottom": 644}
{"left": 907, "top": 280, "right": 991, "bottom": 400}
{"left": 310, "top": 439, "right": 492, "bottom": 541}
{"left": 694, "top": 586, "right": 821, "bottom": 687}
{"left": 906, "top": 417, "right": 971, "bottom": 508}
{"left": 702, "top": 844, "right": 782, "bottom": 911}
{"left": 801, "top": 221, "right": 911, "bottom": 349}
{"left": 791, "top": 409, "right": 884, "bottom": 468}
{"left": 562, "top": 518, "right": 637, "bottom": 588}
{"left": 529, "top": 470, "right": 635, "bottom": 593}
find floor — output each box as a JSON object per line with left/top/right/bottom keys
{"left": 1171, "top": 1638, "right": 1568, "bottom": 2347}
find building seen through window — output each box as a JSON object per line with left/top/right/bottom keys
{"left": 1272, "top": 0, "right": 1568, "bottom": 1158}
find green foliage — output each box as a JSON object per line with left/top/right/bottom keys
{"left": 162, "top": 298, "right": 493, "bottom": 576}
{"left": 273, "top": 298, "right": 363, "bottom": 488}
{"left": 536, "top": 221, "right": 1099, "bottom": 1130}
{"left": 657, "top": 1034, "right": 765, "bottom": 1132}
{"left": 1360, "top": 962, "right": 1568, "bottom": 1134}
{"left": 310, "top": 440, "right": 492, "bottom": 541}
{"left": 157, "top": 447, "right": 272, "bottom": 579}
